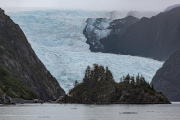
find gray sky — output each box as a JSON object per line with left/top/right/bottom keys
{"left": 1, "top": 0, "right": 180, "bottom": 12}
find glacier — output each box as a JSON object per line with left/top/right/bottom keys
{"left": 8, "top": 10, "right": 163, "bottom": 93}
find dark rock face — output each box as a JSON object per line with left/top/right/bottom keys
{"left": 0, "top": 8, "right": 65, "bottom": 101}
{"left": 65, "top": 87, "right": 170, "bottom": 104}
{"left": 151, "top": 48, "right": 180, "bottom": 101}
{"left": 83, "top": 16, "right": 139, "bottom": 53}
{"left": 84, "top": 7, "right": 180, "bottom": 61}
{"left": 116, "top": 7, "right": 180, "bottom": 61}
{"left": 0, "top": 89, "right": 11, "bottom": 104}
{"left": 115, "top": 88, "right": 169, "bottom": 103}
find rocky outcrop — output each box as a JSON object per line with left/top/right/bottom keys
{"left": 0, "top": 89, "right": 11, "bottom": 104}
{"left": 115, "top": 88, "right": 169, "bottom": 103}
{"left": 65, "top": 86, "right": 170, "bottom": 104}
{"left": 0, "top": 8, "right": 65, "bottom": 101}
{"left": 67, "top": 64, "right": 170, "bottom": 104}
{"left": 83, "top": 16, "right": 139, "bottom": 53}
{"left": 151, "top": 48, "right": 180, "bottom": 101}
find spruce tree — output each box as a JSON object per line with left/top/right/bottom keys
{"left": 136, "top": 73, "right": 140, "bottom": 85}
{"left": 139, "top": 75, "right": 145, "bottom": 86}
{"left": 93, "top": 64, "right": 99, "bottom": 82}
{"left": 124, "top": 74, "right": 130, "bottom": 84}
{"left": 98, "top": 65, "right": 105, "bottom": 81}
{"left": 130, "top": 76, "right": 135, "bottom": 86}
{"left": 83, "top": 65, "right": 91, "bottom": 84}
{"left": 74, "top": 80, "right": 79, "bottom": 87}
{"left": 105, "top": 67, "right": 114, "bottom": 81}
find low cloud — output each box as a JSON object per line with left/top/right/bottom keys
{"left": 1, "top": 0, "right": 180, "bottom": 12}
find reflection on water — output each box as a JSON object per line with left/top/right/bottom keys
{"left": 0, "top": 103, "right": 180, "bottom": 120}
{"left": 119, "top": 112, "right": 138, "bottom": 114}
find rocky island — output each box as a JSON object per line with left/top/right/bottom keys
{"left": 65, "top": 64, "right": 170, "bottom": 104}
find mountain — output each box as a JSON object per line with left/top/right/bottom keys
{"left": 115, "top": 7, "right": 180, "bottom": 61}
{"left": 8, "top": 10, "right": 163, "bottom": 93}
{"left": 84, "top": 7, "right": 180, "bottom": 61}
{"left": 151, "top": 48, "right": 180, "bottom": 101}
{"left": 126, "top": 11, "right": 158, "bottom": 19}
{"left": 83, "top": 16, "right": 139, "bottom": 53}
{"left": 164, "top": 4, "right": 180, "bottom": 12}
{"left": 0, "top": 8, "right": 65, "bottom": 101}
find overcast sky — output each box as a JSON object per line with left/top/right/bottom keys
{"left": 1, "top": 0, "right": 180, "bottom": 12}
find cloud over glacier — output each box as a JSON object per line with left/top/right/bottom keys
{"left": 8, "top": 10, "right": 163, "bottom": 93}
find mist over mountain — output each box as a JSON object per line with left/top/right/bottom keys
{"left": 164, "top": 4, "right": 180, "bottom": 12}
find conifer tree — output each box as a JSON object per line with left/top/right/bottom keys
{"left": 98, "top": 65, "right": 105, "bottom": 81}
{"left": 74, "top": 80, "right": 79, "bottom": 87}
{"left": 83, "top": 65, "right": 91, "bottom": 84}
{"left": 124, "top": 74, "right": 130, "bottom": 84}
{"left": 139, "top": 75, "right": 145, "bottom": 85}
{"left": 93, "top": 64, "right": 99, "bottom": 82}
{"left": 152, "top": 84, "right": 154, "bottom": 90}
{"left": 130, "top": 76, "right": 135, "bottom": 86}
{"left": 136, "top": 73, "right": 140, "bottom": 85}
{"left": 105, "top": 67, "right": 114, "bottom": 81}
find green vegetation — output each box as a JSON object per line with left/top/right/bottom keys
{"left": 69, "top": 64, "right": 115, "bottom": 99}
{"left": 0, "top": 66, "right": 38, "bottom": 100}
{"left": 118, "top": 74, "right": 156, "bottom": 95}
{"left": 69, "top": 64, "right": 156, "bottom": 101}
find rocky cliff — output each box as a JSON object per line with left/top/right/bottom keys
{"left": 115, "top": 7, "right": 180, "bottom": 61}
{"left": 84, "top": 7, "right": 180, "bottom": 61}
{"left": 0, "top": 8, "right": 65, "bottom": 102}
{"left": 83, "top": 16, "right": 139, "bottom": 53}
{"left": 151, "top": 48, "right": 180, "bottom": 101}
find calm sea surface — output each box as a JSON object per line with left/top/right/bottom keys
{"left": 0, "top": 102, "right": 180, "bottom": 120}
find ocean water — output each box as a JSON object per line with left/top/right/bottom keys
{"left": 8, "top": 10, "right": 163, "bottom": 93}
{"left": 0, "top": 103, "right": 179, "bottom": 120}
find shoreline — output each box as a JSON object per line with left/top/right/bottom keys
{"left": 0, "top": 101, "right": 172, "bottom": 105}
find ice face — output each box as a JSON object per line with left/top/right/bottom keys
{"left": 85, "top": 18, "right": 112, "bottom": 49}
{"left": 8, "top": 10, "right": 163, "bottom": 93}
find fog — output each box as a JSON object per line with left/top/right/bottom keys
{"left": 1, "top": 0, "right": 180, "bottom": 13}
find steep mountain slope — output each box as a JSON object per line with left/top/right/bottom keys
{"left": 115, "top": 7, "right": 180, "bottom": 61}
{"left": 0, "top": 65, "right": 38, "bottom": 102}
{"left": 0, "top": 8, "right": 65, "bottom": 101}
{"left": 164, "top": 4, "right": 180, "bottom": 12}
{"left": 8, "top": 10, "right": 163, "bottom": 93}
{"left": 83, "top": 16, "right": 139, "bottom": 53}
{"left": 151, "top": 48, "right": 180, "bottom": 101}
{"left": 84, "top": 7, "right": 180, "bottom": 61}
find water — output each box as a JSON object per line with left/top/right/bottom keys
{"left": 0, "top": 103, "right": 180, "bottom": 120}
